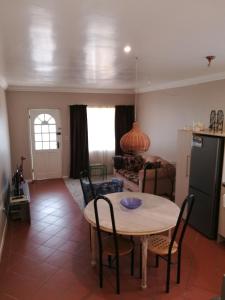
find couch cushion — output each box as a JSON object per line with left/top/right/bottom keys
{"left": 139, "top": 161, "right": 176, "bottom": 181}
{"left": 124, "top": 155, "right": 145, "bottom": 172}
{"left": 141, "top": 154, "right": 161, "bottom": 163}
{"left": 117, "top": 169, "right": 139, "bottom": 184}
{"left": 113, "top": 155, "right": 124, "bottom": 170}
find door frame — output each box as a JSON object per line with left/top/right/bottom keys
{"left": 28, "top": 108, "right": 62, "bottom": 180}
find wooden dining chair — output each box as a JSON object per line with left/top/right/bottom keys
{"left": 148, "top": 194, "right": 195, "bottom": 293}
{"left": 139, "top": 161, "right": 162, "bottom": 278}
{"left": 142, "top": 161, "right": 161, "bottom": 194}
{"left": 80, "top": 170, "right": 124, "bottom": 207}
{"left": 94, "top": 195, "right": 134, "bottom": 294}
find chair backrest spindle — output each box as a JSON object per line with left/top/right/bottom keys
{"left": 94, "top": 195, "right": 119, "bottom": 258}
{"left": 142, "top": 161, "right": 161, "bottom": 194}
{"left": 168, "top": 194, "right": 195, "bottom": 255}
{"left": 80, "top": 169, "right": 95, "bottom": 206}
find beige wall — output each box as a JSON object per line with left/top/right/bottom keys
{"left": 0, "top": 86, "right": 11, "bottom": 246}
{"left": 137, "top": 79, "right": 225, "bottom": 162}
{"left": 6, "top": 90, "right": 134, "bottom": 179}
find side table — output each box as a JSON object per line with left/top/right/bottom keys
{"left": 89, "top": 163, "right": 107, "bottom": 180}
{"left": 9, "top": 182, "right": 31, "bottom": 224}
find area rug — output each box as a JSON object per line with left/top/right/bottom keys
{"left": 64, "top": 178, "right": 85, "bottom": 210}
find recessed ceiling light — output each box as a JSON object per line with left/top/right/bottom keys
{"left": 124, "top": 45, "right": 131, "bottom": 53}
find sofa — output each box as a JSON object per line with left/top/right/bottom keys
{"left": 113, "top": 154, "right": 176, "bottom": 198}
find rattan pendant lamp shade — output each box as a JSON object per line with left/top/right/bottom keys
{"left": 120, "top": 121, "right": 150, "bottom": 154}
{"left": 120, "top": 57, "right": 150, "bottom": 154}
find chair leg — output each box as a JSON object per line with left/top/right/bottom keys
{"left": 131, "top": 249, "right": 134, "bottom": 276}
{"left": 115, "top": 255, "right": 120, "bottom": 294}
{"left": 155, "top": 255, "right": 159, "bottom": 268}
{"left": 108, "top": 255, "right": 112, "bottom": 268}
{"left": 166, "top": 254, "right": 171, "bottom": 293}
{"left": 139, "top": 243, "right": 142, "bottom": 278}
{"left": 129, "top": 236, "right": 134, "bottom": 276}
{"left": 89, "top": 225, "right": 91, "bottom": 250}
{"left": 99, "top": 252, "right": 103, "bottom": 289}
{"left": 177, "top": 248, "right": 181, "bottom": 284}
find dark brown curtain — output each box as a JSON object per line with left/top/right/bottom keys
{"left": 115, "top": 105, "right": 134, "bottom": 155}
{"left": 70, "top": 105, "right": 89, "bottom": 178}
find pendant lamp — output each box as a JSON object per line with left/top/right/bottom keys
{"left": 120, "top": 57, "right": 150, "bottom": 154}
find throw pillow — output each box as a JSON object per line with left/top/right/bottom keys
{"left": 123, "top": 155, "right": 144, "bottom": 172}
{"left": 133, "top": 155, "right": 145, "bottom": 172}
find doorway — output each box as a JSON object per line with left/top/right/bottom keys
{"left": 29, "top": 109, "right": 62, "bottom": 180}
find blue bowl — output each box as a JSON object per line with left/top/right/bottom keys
{"left": 120, "top": 197, "right": 142, "bottom": 209}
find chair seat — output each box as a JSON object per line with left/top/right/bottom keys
{"left": 103, "top": 236, "right": 133, "bottom": 256}
{"left": 148, "top": 235, "right": 178, "bottom": 256}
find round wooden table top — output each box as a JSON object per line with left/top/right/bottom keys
{"left": 84, "top": 192, "right": 180, "bottom": 236}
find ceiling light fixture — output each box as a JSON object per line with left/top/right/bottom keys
{"left": 120, "top": 56, "right": 150, "bottom": 154}
{"left": 124, "top": 45, "right": 131, "bottom": 53}
{"left": 206, "top": 55, "right": 216, "bottom": 67}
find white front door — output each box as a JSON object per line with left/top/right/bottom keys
{"left": 29, "top": 109, "right": 62, "bottom": 180}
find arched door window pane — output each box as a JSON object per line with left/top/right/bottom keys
{"left": 34, "top": 114, "right": 57, "bottom": 150}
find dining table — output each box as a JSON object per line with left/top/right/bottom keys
{"left": 83, "top": 191, "right": 180, "bottom": 289}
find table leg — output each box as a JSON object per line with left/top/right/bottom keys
{"left": 104, "top": 165, "right": 107, "bottom": 180}
{"left": 90, "top": 225, "right": 97, "bottom": 266}
{"left": 141, "top": 235, "right": 148, "bottom": 289}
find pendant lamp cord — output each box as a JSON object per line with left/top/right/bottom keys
{"left": 135, "top": 56, "right": 138, "bottom": 121}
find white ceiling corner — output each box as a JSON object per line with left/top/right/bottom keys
{"left": 7, "top": 85, "right": 134, "bottom": 94}
{"left": 138, "top": 71, "right": 225, "bottom": 93}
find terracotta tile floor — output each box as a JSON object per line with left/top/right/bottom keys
{"left": 0, "top": 178, "right": 225, "bottom": 299}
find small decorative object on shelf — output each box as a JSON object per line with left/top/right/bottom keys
{"left": 12, "top": 156, "right": 26, "bottom": 196}
{"left": 192, "top": 121, "right": 204, "bottom": 131}
{"left": 209, "top": 110, "right": 217, "bottom": 132}
{"left": 216, "top": 110, "right": 224, "bottom": 133}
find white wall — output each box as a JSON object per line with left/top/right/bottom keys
{"left": 6, "top": 90, "right": 134, "bottom": 178}
{"left": 0, "top": 86, "right": 11, "bottom": 249}
{"left": 137, "top": 79, "right": 225, "bottom": 162}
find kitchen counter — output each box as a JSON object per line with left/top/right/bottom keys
{"left": 181, "top": 128, "right": 225, "bottom": 138}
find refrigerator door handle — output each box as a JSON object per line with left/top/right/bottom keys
{"left": 186, "top": 155, "right": 190, "bottom": 177}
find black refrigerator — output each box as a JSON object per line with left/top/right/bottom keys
{"left": 189, "top": 134, "right": 224, "bottom": 239}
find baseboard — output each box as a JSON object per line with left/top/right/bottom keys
{"left": 0, "top": 218, "right": 7, "bottom": 262}
{"left": 27, "top": 177, "right": 68, "bottom": 181}
{"left": 26, "top": 179, "right": 33, "bottom": 183}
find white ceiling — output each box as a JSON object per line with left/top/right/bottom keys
{"left": 1, "top": 0, "right": 225, "bottom": 92}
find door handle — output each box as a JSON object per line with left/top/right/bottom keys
{"left": 57, "top": 141, "right": 60, "bottom": 149}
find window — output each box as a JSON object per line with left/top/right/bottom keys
{"left": 34, "top": 113, "right": 57, "bottom": 150}
{"left": 87, "top": 107, "right": 115, "bottom": 151}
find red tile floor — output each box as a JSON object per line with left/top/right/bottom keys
{"left": 0, "top": 178, "right": 225, "bottom": 299}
